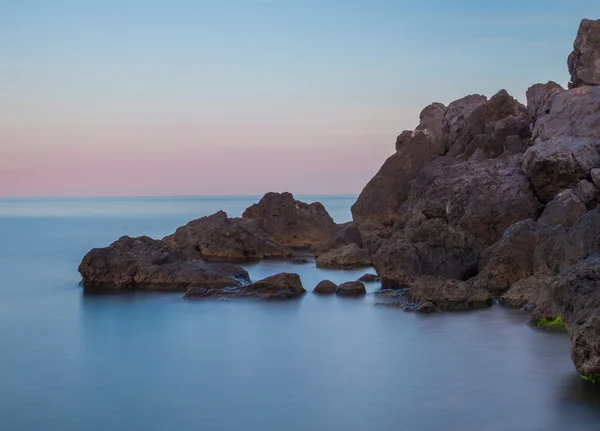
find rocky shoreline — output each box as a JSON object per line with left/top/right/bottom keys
{"left": 79, "top": 19, "right": 600, "bottom": 382}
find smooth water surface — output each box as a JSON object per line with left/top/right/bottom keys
{"left": 1, "top": 196, "right": 599, "bottom": 431}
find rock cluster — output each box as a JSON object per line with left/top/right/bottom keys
{"left": 353, "top": 18, "right": 600, "bottom": 380}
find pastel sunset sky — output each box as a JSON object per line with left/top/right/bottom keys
{"left": 1, "top": 0, "right": 599, "bottom": 197}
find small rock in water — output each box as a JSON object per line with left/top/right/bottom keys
{"left": 358, "top": 273, "right": 380, "bottom": 283}
{"left": 291, "top": 258, "right": 311, "bottom": 264}
{"left": 313, "top": 280, "right": 337, "bottom": 295}
{"left": 336, "top": 281, "right": 367, "bottom": 297}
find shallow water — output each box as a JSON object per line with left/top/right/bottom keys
{"left": 1, "top": 196, "right": 599, "bottom": 431}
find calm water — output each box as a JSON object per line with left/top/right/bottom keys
{"left": 1, "top": 196, "right": 599, "bottom": 431}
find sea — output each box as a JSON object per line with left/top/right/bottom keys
{"left": 0, "top": 195, "right": 599, "bottom": 431}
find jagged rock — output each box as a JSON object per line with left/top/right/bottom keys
{"left": 472, "top": 220, "right": 549, "bottom": 296}
{"left": 313, "top": 280, "right": 337, "bottom": 295}
{"left": 523, "top": 136, "right": 600, "bottom": 202}
{"left": 315, "top": 243, "right": 371, "bottom": 269}
{"left": 573, "top": 179, "right": 599, "bottom": 206}
{"left": 499, "top": 275, "right": 554, "bottom": 309}
{"left": 547, "top": 254, "right": 600, "bottom": 379}
{"left": 78, "top": 235, "right": 248, "bottom": 291}
{"left": 405, "top": 155, "right": 538, "bottom": 246}
{"left": 317, "top": 222, "right": 363, "bottom": 254}
{"left": 372, "top": 218, "right": 479, "bottom": 288}
{"left": 163, "top": 210, "right": 292, "bottom": 262}
{"left": 183, "top": 272, "right": 306, "bottom": 300}
{"left": 539, "top": 190, "right": 587, "bottom": 227}
{"left": 532, "top": 85, "right": 600, "bottom": 143}
{"left": 526, "top": 81, "right": 564, "bottom": 122}
{"left": 336, "top": 281, "right": 367, "bottom": 296}
{"left": 568, "top": 19, "right": 600, "bottom": 88}
{"left": 352, "top": 103, "right": 448, "bottom": 227}
{"left": 442, "top": 94, "right": 488, "bottom": 148}
{"left": 242, "top": 192, "right": 337, "bottom": 250}
{"left": 358, "top": 273, "right": 380, "bottom": 283}
{"left": 404, "top": 276, "right": 493, "bottom": 311}
{"left": 447, "top": 90, "right": 528, "bottom": 157}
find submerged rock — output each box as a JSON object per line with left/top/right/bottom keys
{"left": 78, "top": 235, "right": 248, "bottom": 291}
{"left": 184, "top": 272, "right": 306, "bottom": 300}
{"left": 358, "top": 273, "right": 380, "bottom": 283}
{"left": 336, "top": 281, "right": 367, "bottom": 297}
{"left": 315, "top": 243, "right": 371, "bottom": 269}
{"left": 313, "top": 280, "right": 337, "bottom": 295}
{"left": 404, "top": 276, "right": 493, "bottom": 312}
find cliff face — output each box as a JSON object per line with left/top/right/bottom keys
{"left": 352, "top": 18, "right": 600, "bottom": 380}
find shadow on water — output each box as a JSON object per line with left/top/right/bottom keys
{"left": 558, "top": 373, "right": 600, "bottom": 407}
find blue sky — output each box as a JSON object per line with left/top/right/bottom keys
{"left": 1, "top": 1, "right": 599, "bottom": 196}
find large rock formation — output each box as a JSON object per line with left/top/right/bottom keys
{"left": 404, "top": 276, "right": 493, "bottom": 312}
{"left": 79, "top": 236, "right": 249, "bottom": 291}
{"left": 163, "top": 211, "right": 292, "bottom": 262}
{"left": 568, "top": 19, "right": 600, "bottom": 88}
{"left": 242, "top": 192, "right": 337, "bottom": 250}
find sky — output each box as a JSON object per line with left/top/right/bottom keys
{"left": 1, "top": 0, "right": 599, "bottom": 197}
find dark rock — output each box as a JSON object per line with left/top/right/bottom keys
{"left": 526, "top": 81, "right": 564, "bottom": 122}
{"left": 358, "top": 273, "right": 380, "bottom": 283}
{"left": 592, "top": 168, "right": 600, "bottom": 189}
{"left": 417, "top": 302, "right": 437, "bottom": 313}
{"left": 336, "top": 281, "right": 367, "bottom": 296}
{"left": 242, "top": 272, "right": 306, "bottom": 299}
{"left": 315, "top": 243, "right": 371, "bottom": 269}
{"left": 163, "top": 210, "right": 292, "bottom": 262}
{"left": 568, "top": 19, "right": 600, "bottom": 88}
{"left": 573, "top": 179, "right": 599, "bottom": 206}
{"left": 539, "top": 189, "right": 587, "bottom": 227}
{"left": 372, "top": 218, "right": 479, "bottom": 288}
{"left": 499, "top": 275, "right": 554, "bottom": 309}
{"left": 242, "top": 192, "right": 337, "bottom": 250}
{"left": 472, "top": 220, "right": 550, "bottom": 296}
{"left": 291, "top": 258, "right": 310, "bottom": 264}
{"left": 313, "top": 280, "right": 337, "bottom": 295}
{"left": 405, "top": 276, "right": 493, "bottom": 311}
{"left": 317, "top": 222, "right": 363, "bottom": 254}
{"left": 523, "top": 136, "right": 600, "bottom": 203}
{"left": 78, "top": 235, "right": 248, "bottom": 291}
{"left": 442, "top": 94, "right": 488, "bottom": 148}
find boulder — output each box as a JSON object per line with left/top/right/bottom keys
{"left": 406, "top": 155, "right": 538, "bottom": 246}
{"left": 163, "top": 210, "right": 292, "bottom": 262}
{"left": 538, "top": 189, "right": 587, "bottom": 227}
{"left": 313, "top": 280, "right": 337, "bottom": 295}
{"left": 441, "top": 94, "right": 488, "bottom": 148}
{"left": 573, "top": 179, "right": 599, "bottom": 206}
{"left": 472, "top": 220, "right": 550, "bottom": 296}
{"left": 568, "top": 19, "right": 600, "bottom": 88}
{"left": 336, "top": 281, "right": 367, "bottom": 296}
{"left": 499, "top": 275, "right": 554, "bottom": 309}
{"left": 547, "top": 254, "right": 600, "bottom": 380}
{"left": 184, "top": 272, "right": 306, "bottom": 300}
{"left": 446, "top": 90, "right": 528, "bottom": 157}
{"left": 532, "top": 85, "right": 600, "bottom": 143}
{"left": 315, "top": 243, "right": 371, "bottom": 269}
{"left": 404, "top": 276, "right": 493, "bottom": 311}
{"left": 242, "top": 192, "right": 337, "bottom": 250}
{"left": 526, "top": 81, "right": 564, "bottom": 122}
{"left": 372, "top": 218, "right": 479, "bottom": 288}
{"left": 523, "top": 136, "right": 600, "bottom": 202}
{"left": 317, "top": 222, "right": 363, "bottom": 254}
{"left": 592, "top": 168, "right": 600, "bottom": 189}
{"left": 358, "top": 273, "right": 380, "bottom": 283}
{"left": 78, "top": 235, "right": 248, "bottom": 291}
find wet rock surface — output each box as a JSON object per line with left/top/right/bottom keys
{"left": 315, "top": 243, "right": 371, "bottom": 269}
{"left": 313, "top": 280, "right": 338, "bottom": 295}
{"left": 336, "top": 281, "right": 367, "bottom": 296}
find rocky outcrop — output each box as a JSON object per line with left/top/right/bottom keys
{"left": 79, "top": 235, "right": 249, "bottom": 291}
{"left": 313, "top": 280, "right": 337, "bottom": 295}
{"left": 184, "top": 272, "right": 306, "bottom": 300}
{"left": 538, "top": 189, "right": 587, "bottom": 227}
{"left": 336, "top": 281, "right": 367, "bottom": 296}
{"left": 163, "top": 211, "right": 293, "bottom": 262}
{"left": 404, "top": 276, "right": 493, "bottom": 312}
{"left": 242, "top": 192, "right": 337, "bottom": 250}
{"left": 526, "top": 81, "right": 564, "bottom": 122}
{"left": 568, "top": 19, "right": 600, "bottom": 88}
{"left": 441, "top": 94, "right": 488, "bottom": 147}
{"left": 315, "top": 243, "right": 371, "bottom": 269}
{"left": 316, "top": 222, "right": 363, "bottom": 254}
{"left": 499, "top": 275, "right": 554, "bottom": 309}
{"left": 373, "top": 218, "right": 479, "bottom": 288}
{"left": 573, "top": 179, "right": 599, "bottom": 207}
